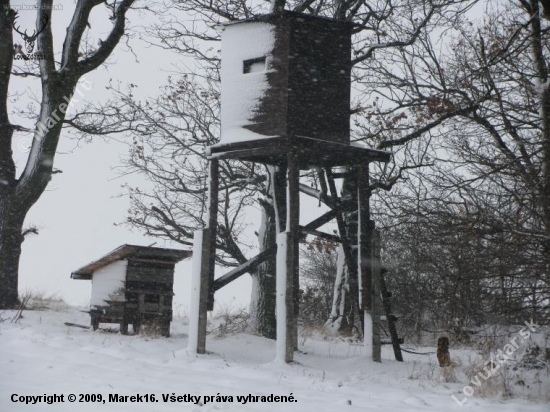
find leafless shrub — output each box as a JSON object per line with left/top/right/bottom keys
{"left": 210, "top": 305, "right": 250, "bottom": 337}
{"left": 11, "top": 293, "right": 31, "bottom": 323}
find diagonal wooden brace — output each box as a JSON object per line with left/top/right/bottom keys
{"left": 212, "top": 246, "right": 277, "bottom": 292}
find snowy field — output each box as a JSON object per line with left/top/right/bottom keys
{"left": 1, "top": 302, "right": 548, "bottom": 412}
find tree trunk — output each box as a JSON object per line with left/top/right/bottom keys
{"left": 0, "top": 91, "right": 69, "bottom": 309}
{"left": 0, "top": 195, "right": 25, "bottom": 308}
{"left": 249, "top": 199, "right": 277, "bottom": 339}
{"left": 325, "top": 245, "right": 354, "bottom": 334}
{"left": 0, "top": 2, "right": 20, "bottom": 308}
{"left": 325, "top": 169, "right": 361, "bottom": 335}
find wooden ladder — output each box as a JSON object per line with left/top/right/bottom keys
{"left": 379, "top": 268, "right": 403, "bottom": 362}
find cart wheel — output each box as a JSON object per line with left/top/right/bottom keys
{"left": 91, "top": 317, "right": 99, "bottom": 331}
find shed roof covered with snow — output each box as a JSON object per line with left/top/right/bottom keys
{"left": 71, "top": 245, "right": 191, "bottom": 280}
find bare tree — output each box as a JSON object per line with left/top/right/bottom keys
{"left": 0, "top": 0, "right": 138, "bottom": 308}
{"left": 300, "top": 238, "right": 338, "bottom": 328}
{"left": 369, "top": 1, "right": 550, "bottom": 330}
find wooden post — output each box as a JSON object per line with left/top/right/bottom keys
{"left": 207, "top": 160, "right": 219, "bottom": 311}
{"left": 270, "top": 162, "right": 288, "bottom": 233}
{"left": 189, "top": 159, "right": 219, "bottom": 355}
{"left": 275, "top": 151, "right": 299, "bottom": 363}
{"left": 188, "top": 229, "right": 210, "bottom": 354}
{"left": 276, "top": 232, "right": 293, "bottom": 363}
{"left": 357, "top": 161, "right": 380, "bottom": 360}
{"left": 198, "top": 229, "right": 211, "bottom": 353}
{"left": 371, "top": 229, "right": 382, "bottom": 362}
{"left": 357, "top": 161, "right": 370, "bottom": 324}
{"left": 287, "top": 151, "right": 300, "bottom": 353}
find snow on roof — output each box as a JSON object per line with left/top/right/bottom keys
{"left": 221, "top": 10, "right": 355, "bottom": 27}
{"left": 71, "top": 244, "right": 192, "bottom": 280}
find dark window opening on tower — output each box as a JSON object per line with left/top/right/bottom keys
{"left": 243, "top": 57, "right": 267, "bottom": 74}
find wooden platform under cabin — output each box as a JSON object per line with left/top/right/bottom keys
{"left": 208, "top": 136, "right": 391, "bottom": 167}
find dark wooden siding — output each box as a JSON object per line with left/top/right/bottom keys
{"left": 126, "top": 267, "right": 174, "bottom": 283}
{"left": 124, "top": 259, "right": 176, "bottom": 321}
{"left": 243, "top": 12, "right": 351, "bottom": 145}
{"left": 126, "top": 260, "right": 175, "bottom": 283}
{"left": 287, "top": 16, "right": 351, "bottom": 144}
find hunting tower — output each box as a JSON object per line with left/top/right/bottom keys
{"left": 190, "top": 11, "right": 392, "bottom": 363}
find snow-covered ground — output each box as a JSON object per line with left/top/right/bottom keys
{"left": 1, "top": 302, "right": 548, "bottom": 412}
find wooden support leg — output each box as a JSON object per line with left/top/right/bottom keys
{"left": 287, "top": 151, "right": 300, "bottom": 352}
{"left": 91, "top": 316, "right": 99, "bottom": 331}
{"left": 358, "top": 161, "right": 381, "bottom": 361}
{"left": 189, "top": 229, "right": 210, "bottom": 354}
{"left": 162, "top": 319, "right": 171, "bottom": 338}
{"left": 207, "top": 160, "right": 219, "bottom": 311}
{"left": 371, "top": 230, "right": 382, "bottom": 361}
{"left": 269, "top": 162, "right": 288, "bottom": 233}
{"left": 120, "top": 321, "right": 128, "bottom": 335}
{"left": 275, "top": 151, "right": 299, "bottom": 363}
{"left": 188, "top": 159, "right": 219, "bottom": 355}
{"left": 276, "top": 231, "right": 294, "bottom": 363}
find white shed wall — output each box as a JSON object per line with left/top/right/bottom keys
{"left": 91, "top": 260, "right": 127, "bottom": 308}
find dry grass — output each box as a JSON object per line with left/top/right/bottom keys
{"left": 19, "top": 289, "right": 68, "bottom": 311}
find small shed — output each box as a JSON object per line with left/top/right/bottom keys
{"left": 71, "top": 244, "right": 191, "bottom": 336}
{"left": 220, "top": 10, "right": 352, "bottom": 145}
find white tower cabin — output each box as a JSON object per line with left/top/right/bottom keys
{"left": 219, "top": 11, "right": 352, "bottom": 148}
